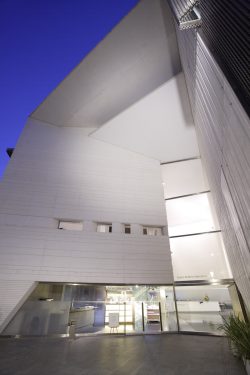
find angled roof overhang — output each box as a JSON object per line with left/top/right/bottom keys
{"left": 31, "top": 0, "right": 181, "bottom": 128}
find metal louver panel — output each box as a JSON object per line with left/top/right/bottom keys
{"left": 176, "top": 28, "right": 250, "bottom": 312}
{"left": 200, "top": 0, "right": 250, "bottom": 116}
{"left": 168, "top": 0, "right": 202, "bottom": 30}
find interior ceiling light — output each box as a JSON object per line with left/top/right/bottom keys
{"left": 168, "top": 0, "right": 202, "bottom": 30}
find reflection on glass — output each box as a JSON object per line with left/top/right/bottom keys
{"left": 160, "top": 286, "right": 178, "bottom": 331}
{"left": 175, "top": 285, "right": 234, "bottom": 334}
{"left": 3, "top": 283, "right": 71, "bottom": 336}
{"left": 2, "top": 283, "right": 178, "bottom": 336}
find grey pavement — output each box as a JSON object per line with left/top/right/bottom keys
{"left": 0, "top": 334, "right": 246, "bottom": 375}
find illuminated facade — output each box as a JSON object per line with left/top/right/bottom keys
{"left": 0, "top": 0, "right": 249, "bottom": 336}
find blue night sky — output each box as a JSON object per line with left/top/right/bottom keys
{"left": 0, "top": 0, "right": 139, "bottom": 178}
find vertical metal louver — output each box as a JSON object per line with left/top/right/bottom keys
{"left": 168, "top": 0, "right": 202, "bottom": 30}
{"left": 200, "top": 0, "right": 250, "bottom": 117}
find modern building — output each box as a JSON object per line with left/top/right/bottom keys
{"left": 0, "top": 0, "right": 249, "bottom": 336}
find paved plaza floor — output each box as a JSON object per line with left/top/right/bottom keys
{"left": 0, "top": 334, "right": 247, "bottom": 375}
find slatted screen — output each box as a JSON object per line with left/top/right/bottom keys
{"left": 176, "top": 27, "right": 250, "bottom": 312}
{"left": 200, "top": 0, "right": 250, "bottom": 116}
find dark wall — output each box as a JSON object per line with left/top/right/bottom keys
{"left": 200, "top": 0, "right": 250, "bottom": 116}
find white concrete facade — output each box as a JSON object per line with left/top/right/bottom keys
{"left": 0, "top": 118, "right": 173, "bottom": 331}
{"left": 0, "top": 0, "right": 248, "bottom": 333}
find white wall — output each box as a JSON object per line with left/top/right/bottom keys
{"left": 1, "top": 119, "right": 167, "bottom": 225}
{"left": 0, "top": 118, "right": 173, "bottom": 330}
{"left": 92, "top": 73, "right": 200, "bottom": 162}
{"left": 32, "top": 0, "right": 181, "bottom": 127}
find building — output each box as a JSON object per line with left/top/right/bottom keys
{"left": 0, "top": 0, "right": 249, "bottom": 336}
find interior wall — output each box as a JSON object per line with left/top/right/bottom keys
{"left": 175, "top": 286, "right": 231, "bottom": 304}
{"left": 177, "top": 29, "right": 250, "bottom": 312}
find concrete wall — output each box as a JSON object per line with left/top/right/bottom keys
{"left": 0, "top": 118, "right": 173, "bottom": 330}
{"left": 177, "top": 29, "right": 250, "bottom": 312}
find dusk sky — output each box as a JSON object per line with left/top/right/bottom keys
{"left": 0, "top": 0, "right": 139, "bottom": 178}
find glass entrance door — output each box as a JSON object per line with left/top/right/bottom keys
{"left": 143, "top": 302, "right": 161, "bottom": 333}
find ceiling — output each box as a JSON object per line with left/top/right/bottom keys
{"left": 92, "top": 73, "right": 200, "bottom": 162}
{"left": 31, "top": 0, "right": 181, "bottom": 128}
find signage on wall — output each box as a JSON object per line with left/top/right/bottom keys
{"left": 177, "top": 275, "right": 207, "bottom": 279}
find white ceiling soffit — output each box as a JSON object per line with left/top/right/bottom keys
{"left": 91, "top": 72, "right": 200, "bottom": 162}
{"left": 31, "top": 0, "right": 181, "bottom": 128}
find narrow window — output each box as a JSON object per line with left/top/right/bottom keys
{"left": 143, "top": 226, "right": 162, "bottom": 236}
{"left": 97, "top": 223, "right": 112, "bottom": 233}
{"left": 124, "top": 224, "right": 131, "bottom": 234}
{"left": 58, "top": 220, "right": 83, "bottom": 231}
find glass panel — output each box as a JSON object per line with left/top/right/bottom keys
{"left": 166, "top": 193, "right": 219, "bottom": 236}
{"left": 160, "top": 286, "right": 178, "bottom": 331}
{"left": 133, "top": 302, "right": 144, "bottom": 333}
{"left": 144, "top": 302, "right": 161, "bottom": 333}
{"left": 161, "top": 159, "right": 209, "bottom": 199}
{"left": 105, "top": 285, "right": 143, "bottom": 334}
{"left": 105, "top": 303, "right": 126, "bottom": 334}
{"left": 143, "top": 286, "right": 178, "bottom": 333}
{"left": 170, "top": 232, "right": 232, "bottom": 281}
{"left": 175, "top": 285, "right": 234, "bottom": 334}
{"left": 2, "top": 283, "right": 178, "bottom": 336}
{"left": 70, "top": 301, "right": 106, "bottom": 334}
{"left": 3, "top": 283, "right": 71, "bottom": 335}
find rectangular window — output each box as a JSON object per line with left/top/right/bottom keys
{"left": 97, "top": 223, "right": 112, "bottom": 233}
{"left": 143, "top": 227, "right": 162, "bottom": 236}
{"left": 124, "top": 224, "right": 131, "bottom": 234}
{"left": 58, "top": 220, "right": 83, "bottom": 231}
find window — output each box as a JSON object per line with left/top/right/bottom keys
{"left": 58, "top": 220, "right": 83, "bottom": 231}
{"left": 143, "top": 226, "right": 162, "bottom": 236}
{"left": 97, "top": 223, "right": 112, "bottom": 233}
{"left": 124, "top": 224, "right": 131, "bottom": 234}
{"left": 165, "top": 193, "right": 218, "bottom": 236}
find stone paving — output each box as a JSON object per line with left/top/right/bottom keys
{"left": 0, "top": 334, "right": 247, "bottom": 375}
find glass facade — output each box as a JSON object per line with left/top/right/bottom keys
{"left": 2, "top": 282, "right": 241, "bottom": 336}
{"left": 166, "top": 193, "right": 219, "bottom": 237}
{"left": 175, "top": 285, "right": 234, "bottom": 334}
{"left": 2, "top": 283, "right": 178, "bottom": 336}
{"left": 1, "top": 160, "right": 240, "bottom": 337}
{"left": 170, "top": 232, "right": 232, "bottom": 281}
